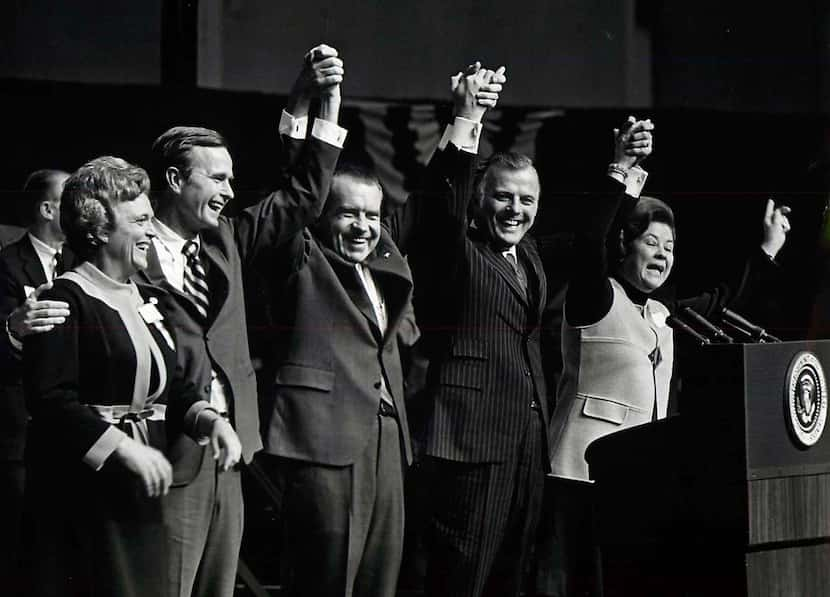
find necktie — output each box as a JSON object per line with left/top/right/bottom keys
{"left": 504, "top": 252, "right": 527, "bottom": 294}
{"left": 53, "top": 251, "right": 65, "bottom": 279}
{"left": 182, "top": 240, "right": 210, "bottom": 321}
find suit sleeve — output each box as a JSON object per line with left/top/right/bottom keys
{"left": 234, "top": 133, "right": 341, "bottom": 269}
{"left": 384, "top": 143, "right": 477, "bottom": 276}
{"left": 22, "top": 286, "right": 123, "bottom": 468}
{"left": 564, "top": 177, "right": 631, "bottom": 327}
{"left": 675, "top": 247, "right": 783, "bottom": 322}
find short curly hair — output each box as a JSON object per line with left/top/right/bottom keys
{"left": 61, "top": 156, "right": 151, "bottom": 261}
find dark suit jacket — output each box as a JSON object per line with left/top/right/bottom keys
{"left": 0, "top": 235, "right": 75, "bottom": 460}
{"left": 385, "top": 144, "right": 552, "bottom": 464}
{"left": 136, "top": 133, "right": 341, "bottom": 481}
{"left": 248, "top": 224, "right": 417, "bottom": 467}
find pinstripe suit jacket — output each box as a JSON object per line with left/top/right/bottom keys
{"left": 386, "top": 144, "right": 551, "bottom": 464}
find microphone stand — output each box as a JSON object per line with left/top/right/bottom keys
{"left": 681, "top": 307, "right": 734, "bottom": 343}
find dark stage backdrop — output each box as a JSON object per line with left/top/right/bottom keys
{"left": 2, "top": 78, "right": 829, "bottom": 336}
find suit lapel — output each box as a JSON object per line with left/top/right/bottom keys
{"left": 517, "top": 239, "right": 546, "bottom": 322}
{"left": 325, "top": 251, "right": 382, "bottom": 340}
{"left": 478, "top": 241, "right": 529, "bottom": 306}
{"left": 320, "top": 233, "right": 412, "bottom": 345}
{"left": 199, "top": 238, "right": 230, "bottom": 324}
{"left": 139, "top": 243, "right": 206, "bottom": 324}
{"left": 363, "top": 241, "right": 412, "bottom": 343}
{"left": 20, "top": 236, "right": 49, "bottom": 289}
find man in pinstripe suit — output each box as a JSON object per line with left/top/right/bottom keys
{"left": 386, "top": 64, "right": 549, "bottom": 597}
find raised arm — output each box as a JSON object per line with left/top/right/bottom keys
{"left": 235, "top": 44, "right": 347, "bottom": 266}
{"left": 676, "top": 199, "right": 791, "bottom": 325}
{"left": 565, "top": 116, "right": 654, "bottom": 327}
{"left": 385, "top": 63, "right": 506, "bottom": 255}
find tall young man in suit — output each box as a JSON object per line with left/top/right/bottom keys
{"left": 0, "top": 169, "right": 71, "bottom": 591}
{"left": 385, "top": 65, "right": 549, "bottom": 596}
{"left": 140, "top": 45, "right": 347, "bottom": 597}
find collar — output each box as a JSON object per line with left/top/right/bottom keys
{"left": 28, "top": 232, "right": 61, "bottom": 259}
{"left": 71, "top": 261, "right": 141, "bottom": 299}
{"left": 152, "top": 218, "right": 200, "bottom": 256}
{"left": 500, "top": 246, "right": 517, "bottom": 260}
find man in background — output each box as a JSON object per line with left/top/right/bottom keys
{"left": 0, "top": 169, "right": 72, "bottom": 591}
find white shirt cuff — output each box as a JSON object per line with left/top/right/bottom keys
{"left": 279, "top": 110, "right": 308, "bottom": 139}
{"left": 625, "top": 166, "right": 648, "bottom": 198}
{"left": 311, "top": 118, "right": 348, "bottom": 148}
{"left": 83, "top": 426, "right": 127, "bottom": 471}
{"left": 438, "top": 117, "right": 482, "bottom": 154}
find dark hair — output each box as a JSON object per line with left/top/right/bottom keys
{"left": 61, "top": 156, "right": 150, "bottom": 261}
{"left": 21, "top": 169, "right": 69, "bottom": 224}
{"left": 611, "top": 195, "right": 676, "bottom": 262}
{"left": 150, "top": 126, "right": 227, "bottom": 203}
{"left": 475, "top": 152, "right": 537, "bottom": 202}
{"left": 323, "top": 162, "right": 384, "bottom": 215}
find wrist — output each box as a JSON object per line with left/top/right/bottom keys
{"left": 318, "top": 94, "right": 341, "bottom": 123}
{"left": 320, "top": 86, "right": 341, "bottom": 102}
{"left": 455, "top": 106, "right": 483, "bottom": 123}
{"left": 760, "top": 241, "right": 781, "bottom": 261}
{"left": 607, "top": 162, "right": 629, "bottom": 184}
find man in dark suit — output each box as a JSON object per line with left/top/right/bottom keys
{"left": 246, "top": 155, "right": 418, "bottom": 596}
{"left": 384, "top": 65, "right": 548, "bottom": 597}
{"left": 137, "top": 45, "right": 346, "bottom": 597}
{"left": 0, "top": 169, "right": 72, "bottom": 591}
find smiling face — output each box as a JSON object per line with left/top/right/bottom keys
{"left": 321, "top": 175, "right": 382, "bottom": 263}
{"left": 478, "top": 166, "right": 540, "bottom": 249}
{"left": 173, "top": 145, "right": 234, "bottom": 235}
{"left": 97, "top": 193, "right": 156, "bottom": 280}
{"left": 618, "top": 221, "right": 675, "bottom": 293}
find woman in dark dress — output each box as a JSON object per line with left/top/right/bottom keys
{"left": 23, "top": 156, "right": 240, "bottom": 597}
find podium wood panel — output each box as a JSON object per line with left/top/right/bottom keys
{"left": 588, "top": 340, "right": 830, "bottom": 597}
{"left": 749, "top": 474, "right": 830, "bottom": 544}
{"left": 747, "top": 543, "right": 830, "bottom": 597}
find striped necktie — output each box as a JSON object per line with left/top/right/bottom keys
{"left": 182, "top": 240, "right": 210, "bottom": 321}
{"left": 53, "top": 251, "right": 65, "bottom": 279}
{"left": 504, "top": 252, "right": 527, "bottom": 294}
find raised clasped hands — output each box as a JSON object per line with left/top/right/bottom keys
{"left": 7, "top": 281, "right": 70, "bottom": 342}
{"left": 287, "top": 43, "right": 344, "bottom": 117}
{"left": 613, "top": 115, "right": 654, "bottom": 170}
{"left": 451, "top": 62, "right": 507, "bottom": 122}
{"left": 761, "top": 198, "right": 792, "bottom": 260}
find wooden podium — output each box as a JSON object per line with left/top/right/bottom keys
{"left": 586, "top": 340, "right": 830, "bottom": 597}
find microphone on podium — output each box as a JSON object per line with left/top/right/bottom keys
{"left": 720, "top": 307, "right": 781, "bottom": 343}
{"left": 680, "top": 306, "right": 734, "bottom": 343}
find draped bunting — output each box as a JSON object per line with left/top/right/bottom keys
{"left": 342, "top": 100, "right": 564, "bottom": 207}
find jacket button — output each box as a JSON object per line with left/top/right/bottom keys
{"left": 374, "top": 381, "right": 382, "bottom": 389}
{"left": 203, "top": 385, "right": 212, "bottom": 394}
{"left": 524, "top": 370, "right": 531, "bottom": 376}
